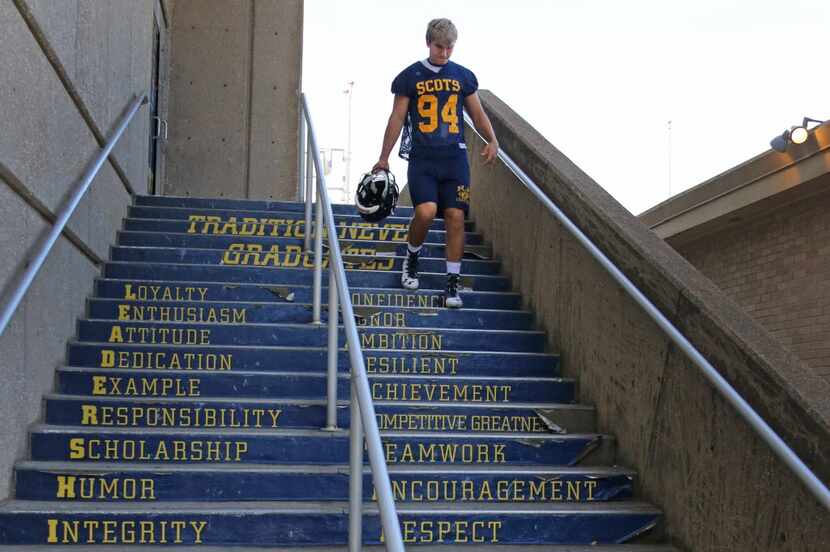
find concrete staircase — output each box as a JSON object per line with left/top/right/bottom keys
{"left": 0, "top": 195, "right": 676, "bottom": 548}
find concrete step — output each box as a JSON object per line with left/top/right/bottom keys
{"left": 134, "top": 194, "right": 417, "bottom": 218}
{"left": 44, "top": 394, "right": 595, "bottom": 433}
{"left": 66, "top": 342, "right": 560, "bottom": 378}
{"left": 123, "top": 217, "right": 483, "bottom": 245}
{"left": 76, "top": 320, "right": 547, "bottom": 352}
{"left": 127, "top": 204, "right": 473, "bottom": 232}
{"left": 55, "top": 367, "right": 575, "bottom": 404}
{"left": 110, "top": 245, "right": 501, "bottom": 275}
{"left": 86, "top": 298, "right": 535, "bottom": 330}
{"left": 87, "top": 298, "right": 533, "bottom": 330}
{"left": 0, "top": 500, "right": 660, "bottom": 545}
{"left": 14, "top": 461, "right": 634, "bottom": 503}
{"left": 29, "top": 426, "right": 615, "bottom": 466}
{"left": 102, "top": 261, "right": 510, "bottom": 292}
{"left": 93, "top": 278, "right": 523, "bottom": 310}
{"left": 117, "top": 230, "right": 493, "bottom": 260}
{"left": 0, "top": 545, "right": 681, "bottom": 551}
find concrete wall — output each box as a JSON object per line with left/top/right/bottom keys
{"left": 0, "top": 0, "right": 163, "bottom": 498}
{"left": 675, "top": 186, "right": 830, "bottom": 383}
{"left": 166, "top": 0, "right": 303, "bottom": 200}
{"left": 467, "top": 91, "right": 830, "bottom": 551}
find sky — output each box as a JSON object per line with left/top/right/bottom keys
{"left": 302, "top": 0, "right": 829, "bottom": 214}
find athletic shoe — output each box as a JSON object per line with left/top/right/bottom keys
{"left": 401, "top": 250, "right": 420, "bottom": 290}
{"left": 445, "top": 273, "right": 463, "bottom": 308}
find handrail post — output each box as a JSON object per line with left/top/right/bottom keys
{"left": 302, "top": 93, "right": 406, "bottom": 550}
{"left": 304, "top": 131, "right": 314, "bottom": 252}
{"left": 312, "top": 178, "right": 324, "bottom": 324}
{"left": 348, "top": 383, "right": 363, "bottom": 552}
{"left": 298, "top": 115, "right": 306, "bottom": 204}
{"left": 349, "top": 349, "right": 405, "bottom": 551}
{"left": 324, "top": 267, "right": 339, "bottom": 430}
{"left": 0, "top": 93, "right": 147, "bottom": 338}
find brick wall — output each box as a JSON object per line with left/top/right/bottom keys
{"left": 676, "top": 188, "right": 830, "bottom": 381}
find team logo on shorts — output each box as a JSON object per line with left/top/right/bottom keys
{"left": 456, "top": 185, "right": 470, "bottom": 204}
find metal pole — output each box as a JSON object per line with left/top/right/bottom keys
{"left": 325, "top": 268, "right": 339, "bottom": 430}
{"left": 298, "top": 111, "right": 306, "bottom": 202}
{"left": 0, "top": 93, "right": 147, "bottom": 338}
{"left": 348, "top": 384, "right": 363, "bottom": 552}
{"left": 346, "top": 339, "right": 405, "bottom": 551}
{"left": 667, "top": 120, "right": 673, "bottom": 198}
{"left": 312, "top": 179, "right": 324, "bottom": 324}
{"left": 303, "top": 94, "right": 405, "bottom": 549}
{"left": 344, "top": 81, "right": 354, "bottom": 199}
{"left": 468, "top": 118, "right": 830, "bottom": 512}
{"left": 304, "top": 130, "right": 314, "bottom": 252}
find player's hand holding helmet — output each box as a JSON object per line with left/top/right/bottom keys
{"left": 355, "top": 169, "right": 399, "bottom": 222}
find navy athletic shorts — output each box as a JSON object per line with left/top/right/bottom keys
{"left": 407, "top": 152, "right": 470, "bottom": 214}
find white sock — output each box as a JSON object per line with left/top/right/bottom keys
{"left": 446, "top": 261, "right": 461, "bottom": 274}
{"left": 408, "top": 243, "right": 422, "bottom": 254}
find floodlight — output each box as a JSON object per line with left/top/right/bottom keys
{"left": 769, "top": 117, "right": 825, "bottom": 152}
{"left": 790, "top": 126, "right": 809, "bottom": 145}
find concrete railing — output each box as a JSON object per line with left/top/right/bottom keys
{"left": 466, "top": 90, "right": 830, "bottom": 551}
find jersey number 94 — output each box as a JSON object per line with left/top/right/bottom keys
{"left": 417, "top": 94, "right": 459, "bottom": 134}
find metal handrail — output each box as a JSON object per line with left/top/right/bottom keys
{"left": 464, "top": 116, "right": 830, "bottom": 511}
{"left": 0, "top": 93, "right": 148, "bottom": 337}
{"left": 300, "top": 94, "right": 405, "bottom": 551}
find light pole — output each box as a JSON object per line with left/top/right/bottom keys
{"left": 320, "top": 147, "right": 347, "bottom": 202}
{"left": 344, "top": 81, "right": 354, "bottom": 200}
{"left": 667, "top": 120, "right": 672, "bottom": 198}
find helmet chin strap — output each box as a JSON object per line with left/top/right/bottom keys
{"left": 357, "top": 203, "right": 380, "bottom": 214}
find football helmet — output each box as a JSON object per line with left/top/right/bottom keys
{"left": 355, "top": 170, "right": 399, "bottom": 222}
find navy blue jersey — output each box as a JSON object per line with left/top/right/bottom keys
{"left": 391, "top": 59, "right": 478, "bottom": 160}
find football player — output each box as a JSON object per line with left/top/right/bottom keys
{"left": 372, "top": 18, "right": 499, "bottom": 308}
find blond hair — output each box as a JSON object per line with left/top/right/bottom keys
{"left": 426, "top": 18, "right": 458, "bottom": 45}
